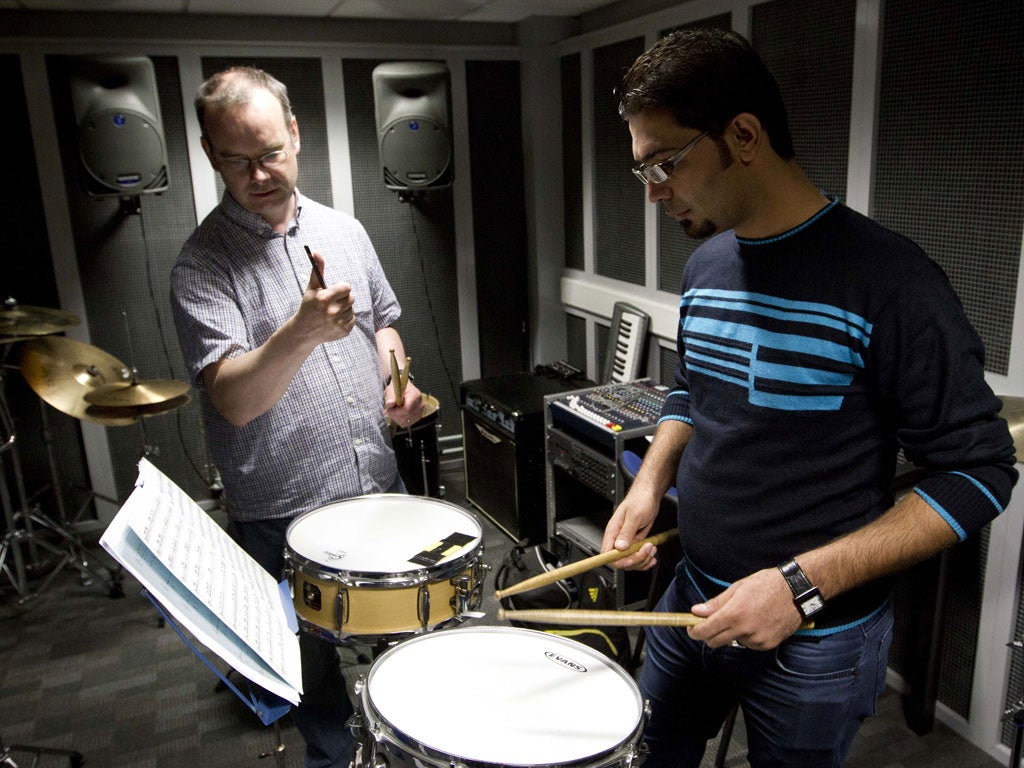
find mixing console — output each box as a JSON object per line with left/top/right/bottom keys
{"left": 548, "top": 379, "right": 667, "bottom": 448}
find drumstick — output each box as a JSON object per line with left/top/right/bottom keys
{"left": 493, "top": 528, "right": 678, "bottom": 599}
{"left": 400, "top": 356, "right": 412, "bottom": 390}
{"left": 498, "top": 608, "right": 703, "bottom": 627}
{"left": 389, "top": 349, "right": 404, "bottom": 406}
{"left": 304, "top": 245, "right": 326, "bottom": 288}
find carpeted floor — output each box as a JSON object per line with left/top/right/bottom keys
{"left": 0, "top": 463, "right": 1005, "bottom": 767}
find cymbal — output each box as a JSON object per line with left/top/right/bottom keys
{"left": 999, "top": 396, "right": 1024, "bottom": 461}
{"left": 19, "top": 336, "right": 132, "bottom": 423}
{"left": 83, "top": 378, "right": 189, "bottom": 407}
{"left": 0, "top": 303, "right": 79, "bottom": 337}
{"left": 84, "top": 393, "right": 192, "bottom": 426}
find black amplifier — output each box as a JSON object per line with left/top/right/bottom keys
{"left": 460, "top": 372, "right": 588, "bottom": 543}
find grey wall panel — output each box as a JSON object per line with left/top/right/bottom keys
{"left": 466, "top": 59, "right": 529, "bottom": 378}
{"left": 751, "top": 0, "right": 854, "bottom": 203}
{"left": 566, "top": 313, "right": 587, "bottom": 377}
{"left": 47, "top": 54, "right": 208, "bottom": 505}
{"left": 562, "top": 53, "right": 584, "bottom": 272}
{"left": 2, "top": 53, "right": 91, "bottom": 523}
{"left": 593, "top": 37, "right": 645, "bottom": 286}
{"left": 343, "top": 58, "right": 462, "bottom": 440}
{"left": 873, "top": 0, "right": 1022, "bottom": 377}
{"left": 656, "top": 14, "right": 732, "bottom": 294}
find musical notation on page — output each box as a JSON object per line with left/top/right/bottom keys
{"left": 100, "top": 459, "right": 303, "bottom": 705}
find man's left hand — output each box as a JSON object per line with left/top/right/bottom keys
{"left": 385, "top": 381, "right": 424, "bottom": 430}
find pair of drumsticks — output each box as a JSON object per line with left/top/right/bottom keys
{"left": 495, "top": 528, "right": 705, "bottom": 628}
{"left": 305, "top": 246, "right": 413, "bottom": 409}
{"left": 388, "top": 349, "right": 412, "bottom": 407}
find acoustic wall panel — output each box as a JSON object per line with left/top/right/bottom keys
{"left": 656, "top": 14, "right": 732, "bottom": 294}
{"left": 659, "top": 345, "right": 680, "bottom": 389}
{"left": 592, "top": 37, "right": 645, "bottom": 286}
{"left": 48, "top": 54, "right": 209, "bottom": 505}
{"left": 466, "top": 59, "right": 529, "bottom": 378}
{"left": 2, "top": 53, "right": 92, "bottom": 523}
{"left": 751, "top": 0, "right": 855, "bottom": 204}
{"left": 873, "top": 0, "right": 1022, "bottom": 376}
{"left": 566, "top": 313, "right": 587, "bottom": 378}
{"left": 343, "top": 58, "right": 462, "bottom": 440}
{"left": 562, "top": 52, "right": 584, "bottom": 272}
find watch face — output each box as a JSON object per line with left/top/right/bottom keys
{"left": 800, "top": 592, "right": 826, "bottom": 617}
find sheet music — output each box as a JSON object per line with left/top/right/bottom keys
{"left": 100, "top": 459, "right": 303, "bottom": 705}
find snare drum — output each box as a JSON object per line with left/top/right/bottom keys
{"left": 351, "top": 626, "right": 645, "bottom": 768}
{"left": 283, "top": 495, "right": 484, "bottom": 645}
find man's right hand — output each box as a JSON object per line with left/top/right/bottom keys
{"left": 299, "top": 251, "right": 355, "bottom": 343}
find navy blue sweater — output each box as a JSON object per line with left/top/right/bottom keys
{"left": 660, "top": 201, "right": 1018, "bottom": 626}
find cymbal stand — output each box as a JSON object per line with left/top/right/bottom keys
{"left": 0, "top": 365, "right": 120, "bottom": 606}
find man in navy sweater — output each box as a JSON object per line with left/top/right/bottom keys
{"left": 601, "top": 28, "right": 1018, "bottom": 767}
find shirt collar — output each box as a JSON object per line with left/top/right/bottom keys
{"left": 220, "top": 188, "right": 304, "bottom": 237}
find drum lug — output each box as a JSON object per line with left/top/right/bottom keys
{"left": 283, "top": 564, "right": 294, "bottom": 598}
{"left": 335, "top": 589, "right": 350, "bottom": 631}
{"left": 417, "top": 584, "right": 431, "bottom": 629}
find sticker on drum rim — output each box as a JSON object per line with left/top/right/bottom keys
{"left": 407, "top": 531, "right": 476, "bottom": 566}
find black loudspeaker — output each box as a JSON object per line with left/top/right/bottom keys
{"left": 69, "top": 56, "right": 169, "bottom": 197}
{"left": 371, "top": 62, "right": 452, "bottom": 192}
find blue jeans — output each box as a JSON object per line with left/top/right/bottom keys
{"left": 229, "top": 477, "right": 406, "bottom": 768}
{"left": 638, "top": 572, "right": 893, "bottom": 768}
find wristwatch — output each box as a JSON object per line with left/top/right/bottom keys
{"left": 778, "top": 559, "right": 826, "bottom": 619}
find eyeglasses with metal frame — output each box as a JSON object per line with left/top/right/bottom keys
{"left": 631, "top": 130, "right": 710, "bottom": 185}
{"left": 217, "top": 148, "right": 291, "bottom": 175}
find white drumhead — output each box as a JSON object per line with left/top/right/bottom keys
{"left": 286, "top": 495, "right": 481, "bottom": 573}
{"left": 365, "top": 626, "right": 643, "bottom": 765}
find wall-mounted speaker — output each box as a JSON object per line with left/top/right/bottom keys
{"left": 371, "top": 62, "right": 452, "bottom": 192}
{"left": 69, "top": 56, "right": 169, "bottom": 197}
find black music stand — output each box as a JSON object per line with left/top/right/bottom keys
{"left": 0, "top": 735, "right": 82, "bottom": 768}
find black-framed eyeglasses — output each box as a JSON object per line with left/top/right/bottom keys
{"left": 632, "top": 130, "right": 710, "bottom": 185}
{"left": 217, "top": 148, "right": 290, "bottom": 175}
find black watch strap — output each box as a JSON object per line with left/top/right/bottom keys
{"left": 778, "top": 559, "right": 826, "bottom": 619}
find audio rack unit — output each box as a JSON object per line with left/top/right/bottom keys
{"left": 543, "top": 379, "right": 669, "bottom": 609}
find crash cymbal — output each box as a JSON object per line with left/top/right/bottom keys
{"left": 84, "top": 393, "right": 191, "bottom": 426}
{"left": 83, "top": 378, "right": 189, "bottom": 408}
{"left": 19, "top": 336, "right": 132, "bottom": 423}
{"left": 0, "top": 302, "right": 79, "bottom": 337}
{"left": 999, "top": 396, "right": 1024, "bottom": 461}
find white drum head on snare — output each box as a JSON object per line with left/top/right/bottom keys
{"left": 365, "top": 627, "right": 643, "bottom": 765}
{"left": 286, "top": 495, "right": 481, "bottom": 573}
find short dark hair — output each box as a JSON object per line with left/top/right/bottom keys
{"left": 195, "top": 66, "right": 294, "bottom": 138}
{"left": 618, "top": 28, "right": 795, "bottom": 160}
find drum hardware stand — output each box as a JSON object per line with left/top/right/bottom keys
{"left": 0, "top": 367, "right": 121, "bottom": 607}
{"left": 0, "top": 729, "right": 83, "bottom": 768}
